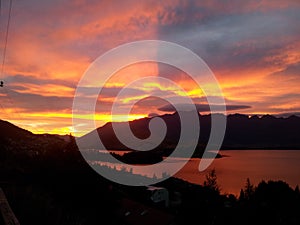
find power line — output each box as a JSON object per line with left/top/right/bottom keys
{"left": 1, "top": 0, "right": 13, "bottom": 79}
{"left": 0, "top": 0, "right": 27, "bottom": 130}
{"left": 0, "top": 0, "right": 13, "bottom": 122}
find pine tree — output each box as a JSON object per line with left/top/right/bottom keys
{"left": 203, "top": 168, "right": 220, "bottom": 193}
{"left": 244, "top": 178, "right": 254, "bottom": 200}
{"left": 295, "top": 185, "right": 300, "bottom": 197}
{"left": 239, "top": 189, "right": 245, "bottom": 201}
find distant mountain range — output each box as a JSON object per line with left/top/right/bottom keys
{"left": 1, "top": 112, "right": 300, "bottom": 164}
{"left": 78, "top": 113, "right": 300, "bottom": 151}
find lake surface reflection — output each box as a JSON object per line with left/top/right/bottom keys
{"left": 175, "top": 150, "right": 300, "bottom": 195}
{"left": 94, "top": 150, "right": 300, "bottom": 195}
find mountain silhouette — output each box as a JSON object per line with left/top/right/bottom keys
{"left": 1, "top": 112, "right": 300, "bottom": 164}
{"left": 78, "top": 112, "right": 300, "bottom": 151}
{"left": 0, "top": 119, "right": 33, "bottom": 140}
{"left": 0, "top": 119, "right": 69, "bottom": 161}
{"left": 0, "top": 119, "right": 87, "bottom": 176}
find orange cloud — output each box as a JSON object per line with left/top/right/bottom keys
{"left": 0, "top": 0, "right": 299, "bottom": 135}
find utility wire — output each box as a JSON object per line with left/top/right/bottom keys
{"left": 1, "top": 0, "right": 13, "bottom": 79}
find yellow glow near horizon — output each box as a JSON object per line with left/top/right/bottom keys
{"left": 25, "top": 112, "right": 147, "bottom": 121}
{"left": 14, "top": 112, "right": 148, "bottom": 136}
{"left": 187, "top": 88, "right": 204, "bottom": 97}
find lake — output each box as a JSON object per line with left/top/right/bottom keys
{"left": 94, "top": 150, "right": 300, "bottom": 196}
{"left": 174, "top": 150, "right": 300, "bottom": 196}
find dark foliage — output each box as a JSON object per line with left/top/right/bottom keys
{"left": 1, "top": 119, "right": 300, "bottom": 225}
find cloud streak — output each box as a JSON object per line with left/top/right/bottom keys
{"left": 158, "top": 103, "right": 251, "bottom": 113}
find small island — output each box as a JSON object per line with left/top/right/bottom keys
{"left": 82, "top": 148, "right": 222, "bottom": 165}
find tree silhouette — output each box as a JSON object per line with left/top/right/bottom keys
{"left": 203, "top": 168, "right": 220, "bottom": 193}
{"left": 244, "top": 178, "right": 254, "bottom": 200}
{"left": 64, "top": 133, "right": 78, "bottom": 153}
{"left": 239, "top": 188, "right": 245, "bottom": 201}
{"left": 295, "top": 185, "right": 300, "bottom": 195}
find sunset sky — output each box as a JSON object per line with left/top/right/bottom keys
{"left": 0, "top": 0, "right": 299, "bottom": 136}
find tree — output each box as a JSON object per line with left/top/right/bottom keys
{"left": 244, "top": 178, "right": 254, "bottom": 200}
{"left": 203, "top": 168, "right": 220, "bottom": 193}
{"left": 295, "top": 185, "right": 300, "bottom": 195}
{"left": 239, "top": 189, "right": 245, "bottom": 201}
{"left": 295, "top": 185, "right": 300, "bottom": 199}
{"left": 65, "top": 133, "right": 78, "bottom": 153}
